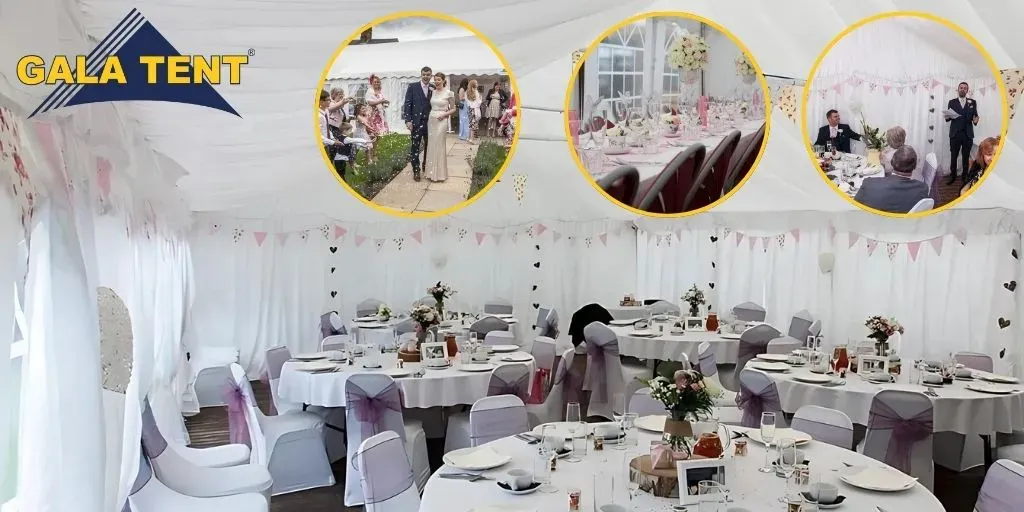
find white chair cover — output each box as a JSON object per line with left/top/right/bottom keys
{"left": 732, "top": 302, "right": 766, "bottom": 322}
{"left": 647, "top": 300, "right": 680, "bottom": 316}
{"left": 265, "top": 346, "right": 297, "bottom": 414}
{"left": 955, "top": 351, "right": 994, "bottom": 372}
{"left": 355, "top": 431, "right": 421, "bottom": 512}
{"left": 357, "top": 299, "right": 385, "bottom": 318}
{"left": 696, "top": 342, "right": 737, "bottom": 408}
{"left": 191, "top": 346, "right": 238, "bottom": 408}
{"left": 807, "top": 319, "right": 822, "bottom": 338}
{"left": 767, "top": 336, "right": 803, "bottom": 355}
{"left": 488, "top": 363, "right": 532, "bottom": 401}
{"left": 125, "top": 446, "right": 268, "bottom": 512}
{"left": 923, "top": 152, "right": 938, "bottom": 194}
{"left": 975, "top": 459, "right": 1024, "bottom": 512}
{"left": 862, "top": 390, "right": 935, "bottom": 490}
{"left": 470, "top": 395, "right": 530, "bottom": 446}
{"left": 471, "top": 316, "right": 510, "bottom": 337}
{"left": 320, "top": 335, "right": 349, "bottom": 352}
{"left": 735, "top": 369, "right": 786, "bottom": 428}
{"left": 787, "top": 310, "right": 814, "bottom": 340}
{"left": 628, "top": 388, "right": 665, "bottom": 416}
{"left": 526, "top": 348, "right": 575, "bottom": 426}
{"left": 266, "top": 346, "right": 346, "bottom": 461}
{"left": 908, "top": 198, "right": 934, "bottom": 213}
{"left": 581, "top": 322, "right": 625, "bottom": 420}
{"left": 483, "top": 298, "right": 513, "bottom": 315}
{"left": 791, "top": 405, "right": 854, "bottom": 450}
{"left": 539, "top": 309, "right": 560, "bottom": 339}
{"left": 737, "top": 325, "right": 781, "bottom": 374}
{"left": 530, "top": 337, "right": 557, "bottom": 374}
{"left": 483, "top": 330, "right": 517, "bottom": 346}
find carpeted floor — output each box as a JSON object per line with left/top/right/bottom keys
{"left": 185, "top": 379, "right": 986, "bottom": 511}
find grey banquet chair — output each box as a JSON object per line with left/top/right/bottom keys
{"left": 483, "top": 298, "right": 513, "bottom": 315}
{"left": 356, "top": 299, "right": 385, "bottom": 318}
{"left": 732, "top": 301, "right": 766, "bottom": 322}
{"left": 684, "top": 130, "right": 741, "bottom": 211}
{"left": 787, "top": 310, "right": 814, "bottom": 340}
{"left": 634, "top": 144, "right": 706, "bottom": 213}
{"left": 469, "top": 316, "right": 509, "bottom": 338}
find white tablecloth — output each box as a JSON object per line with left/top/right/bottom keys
{"left": 349, "top": 316, "right": 524, "bottom": 346}
{"left": 611, "top": 325, "right": 739, "bottom": 364}
{"left": 278, "top": 353, "right": 535, "bottom": 409}
{"left": 603, "top": 305, "right": 649, "bottom": 321}
{"left": 766, "top": 368, "right": 1024, "bottom": 435}
{"left": 419, "top": 426, "right": 943, "bottom": 511}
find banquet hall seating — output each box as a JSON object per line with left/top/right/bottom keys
{"left": 808, "top": 319, "right": 822, "bottom": 338}
{"left": 908, "top": 198, "right": 934, "bottom": 213}
{"left": 647, "top": 300, "right": 680, "bottom": 316}
{"left": 483, "top": 330, "right": 517, "bottom": 346}
{"left": 634, "top": 144, "right": 706, "bottom": 214}
{"left": 735, "top": 324, "right": 781, "bottom": 378}
{"left": 354, "top": 431, "right": 422, "bottom": 512}
{"left": 394, "top": 317, "right": 416, "bottom": 335}
{"left": 735, "top": 369, "right": 787, "bottom": 428}
{"left": 568, "top": 303, "right": 613, "bottom": 346}
{"left": 862, "top": 390, "right": 935, "bottom": 490}
{"left": 319, "top": 335, "right": 348, "bottom": 352}
{"left": 412, "top": 296, "right": 436, "bottom": 308}
{"left": 974, "top": 459, "right": 1024, "bottom": 512}
{"left": 954, "top": 351, "right": 994, "bottom": 372}
{"left": 320, "top": 311, "right": 346, "bottom": 338}
{"left": 922, "top": 152, "right": 940, "bottom": 202}
{"left": 597, "top": 165, "right": 641, "bottom": 206}
{"left": 582, "top": 322, "right": 648, "bottom": 419}
{"left": 790, "top": 405, "right": 854, "bottom": 450}
{"left": 483, "top": 298, "right": 513, "bottom": 315}
{"left": 470, "top": 316, "right": 510, "bottom": 337}
{"left": 190, "top": 346, "right": 240, "bottom": 408}
{"left": 356, "top": 298, "right": 385, "bottom": 317}
{"left": 445, "top": 363, "right": 533, "bottom": 451}
{"left": 723, "top": 122, "right": 767, "bottom": 194}
{"left": 684, "top": 130, "right": 741, "bottom": 210}
{"left": 469, "top": 395, "right": 531, "bottom": 446}
{"left": 628, "top": 388, "right": 665, "bottom": 416}
{"left": 140, "top": 398, "right": 273, "bottom": 500}
{"left": 766, "top": 336, "right": 803, "bottom": 355}
{"left": 732, "top": 302, "right": 766, "bottom": 322}
{"left": 228, "top": 363, "right": 336, "bottom": 496}
{"left": 526, "top": 348, "right": 575, "bottom": 426}
{"left": 787, "top": 310, "right": 814, "bottom": 340}
{"left": 125, "top": 445, "right": 269, "bottom": 512}
{"left": 696, "top": 341, "right": 738, "bottom": 406}
{"left": 264, "top": 346, "right": 346, "bottom": 461}
{"left": 538, "top": 308, "right": 560, "bottom": 339}
{"left": 530, "top": 336, "right": 558, "bottom": 400}
{"left": 343, "top": 373, "right": 430, "bottom": 506}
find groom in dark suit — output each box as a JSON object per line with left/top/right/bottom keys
{"left": 945, "top": 81, "right": 980, "bottom": 185}
{"left": 403, "top": 66, "right": 434, "bottom": 182}
{"left": 813, "top": 109, "right": 862, "bottom": 153}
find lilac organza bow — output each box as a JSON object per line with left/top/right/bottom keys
{"left": 223, "top": 380, "right": 252, "bottom": 448}
{"left": 736, "top": 385, "right": 781, "bottom": 428}
{"left": 348, "top": 382, "right": 403, "bottom": 439}
{"left": 868, "top": 401, "right": 933, "bottom": 474}
{"left": 584, "top": 340, "right": 619, "bottom": 402}
{"left": 488, "top": 373, "right": 531, "bottom": 400}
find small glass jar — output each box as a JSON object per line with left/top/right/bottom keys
{"left": 734, "top": 439, "right": 747, "bottom": 456}
{"left": 567, "top": 488, "right": 581, "bottom": 511}
{"left": 593, "top": 436, "right": 604, "bottom": 451}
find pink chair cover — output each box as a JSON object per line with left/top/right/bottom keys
{"left": 223, "top": 379, "right": 252, "bottom": 447}
{"left": 736, "top": 370, "right": 783, "bottom": 428}
{"left": 867, "top": 397, "right": 933, "bottom": 475}
{"left": 582, "top": 322, "right": 619, "bottom": 403}
{"left": 975, "top": 459, "right": 1024, "bottom": 512}
{"left": 470, "top": 404, "right": 530, "bottom": 445}
{"left": 487, "top": 363, "right": 531, "bottom": 400}
{"left": 354, "top": 431, "right": 416, "bottom": 505}
{"left": 139, "top": 399, "right": 169, "bottom": 458}
{"left": 347, "top": 381, "right": 404, "bottom": 441}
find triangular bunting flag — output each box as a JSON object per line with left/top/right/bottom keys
{"left": 552, "top": 232, "right": 562, "bottom": 243}
{"left": 827, "top": 225, "right": 836, "bottom": 241}
{"left": 848, "top": 232, "right": 860, "bottom": 248}
{"left": 1001, "top": 69, "right": 1024, "bottom": 119}
{"left": 736, "top": 232, "right": 745, "bottom": 246}
{"left": 493, "top": 233, "right": 502, "bottom": 245}
{"left": 334, "top": 224, "right": 347, "bottom": 240}
{"left": 535, "top": 223, "right": 548, "bottom": 236}
{"left": 929, "top": 236, "right": 943, "bottom": 256}
{"left": 953, "top": 229, "right": 967, "bottom": 245}
{"left": 761, "top": 237, "right": 770, "bottom": 252}
{"left": 907, "top": 241, "right": 922, "bottom": 261}
{"left": 253, "top": 231, "right": 267, "bottom": 247}
{"left": 410, "top": 230, "right": 423, "bottom": 244}
{"left": 790, "top": 228, "right": 800, "bottom": 242}
{"left": 882, "top": 85, "right": 891, "bottom": 95}
{"left": 355, "top": 235, "right": 367, "bottom": 247}
{"left": 748, "top": 236, "right": 756, "bottom": 250}
{"left": 374, "top": 238, "right": 385, "bottom": 252}
{"left": 209, "top": 222, "right": 221, "bottom": 235}
{"left": 276, "top": 233, "right": 289, "bottom": 246}
{"left": 833, "top": 83, "right": 842, "bottom": 94}
{"left": 475, "top": 232, "right": 487, "bottom": 245}
{"left": 599, "top": 233, "right": 608, "bottom": 246}
{"left": 886, "top": 242, "right": 898, "bottom": 260}
{"left": 723, "top": 227, "right": 732, "bottom": 237}
{"left": 865, "top": 239, "right": 878, "bottom": 256}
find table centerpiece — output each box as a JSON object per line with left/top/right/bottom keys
{"left": 669, "top": 30, "right": 709, "bottom": 84}
{"left": 427, "top": 281, "right": 455, "bottom": 319}
{"left": 682, "top": 284, "right": 706, "bottom": 318}
{"left": 644, "top": 368, "right": 716, "bottom": 454}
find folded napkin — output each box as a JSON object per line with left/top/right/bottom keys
{"left": 845, "top": 467, "right": 915, "bottom": 489}
{"left": 651, "top": 442, "right": 675, "bottom": 469}
{"left": 447, "top": 447, "right": 503, "bottom": 468}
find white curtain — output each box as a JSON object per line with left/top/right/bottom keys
{"left": 636, "top": 228, "right": 717, "bottom": 308}
{"left": 0, "top": 195, "right": 20, "bottom": 504}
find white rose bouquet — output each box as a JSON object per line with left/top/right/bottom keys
{"left": 667, "top": 31, "right": 709, "bottom": 71}
{"left": 411, "top": 304, "right": 440, "bottom": 331}
{"left": 734, "top": 54, "right": 756, "bottom": 77}
{"left": 376, "top": 303, "right": 392, "bottom": 321}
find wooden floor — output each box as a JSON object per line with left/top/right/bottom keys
{"left": 185, "top": 379, "right": 985, "bottom": 511}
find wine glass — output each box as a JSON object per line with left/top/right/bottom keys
{"left": 776, "top": 437, "right": 797, "bottom": 502}
{"left": 622, "top": 413, "right": 639, "bottom": 448}
{"left": 535, "top": 424, "right": 559, "bottom": 493}
{"left": 623, "top": 449, "right": 640, "bottom": 509}
{"left": 565, "top": 402, "right": 583, "bottom": 462}
{"left": 697, "top": 480, "right": 726, "bottom": 512}
{"left": 758, "top": 412, "right": 777, "bottom": 473}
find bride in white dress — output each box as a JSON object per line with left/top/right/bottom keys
{"left": 425, "top": 72, "right": 456, "bottom": 182}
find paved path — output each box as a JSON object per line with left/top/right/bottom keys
{"left": 373, "top": 134, "right": 477, "bottom": 214}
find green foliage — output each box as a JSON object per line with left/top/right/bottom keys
{"left": 860, "top": 117, "right": 885, "bottom": 150}
{"left": 346, "top": 133, "right": 411, "bottom": 199}
{"left": 467, "top": 140, "right": 509, "bottom": 198}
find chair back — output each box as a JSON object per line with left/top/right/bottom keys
{"left": 791, "top": 405, "right": 854, "bottom": 450}
{"left": 767, "top": 336, "right": 803, "bottom": 355}
{"left": 923, "top": 152, "right": 938, "bottom": 197}
{"left": 355, "top": 431, "right": 421, "bottom": 512}
{"left": 345, "top": 373, "right": 407, "bottom": 506}
{"left": 321, "top": 311, "right": 346, "bottom": 338}
{"left": 737, "top": 324, "right": 780, "bottom": 374}
{"left": 598, "top": 165, "right": 641, "bottom": 206}
{"left": 487, "top": 363, "right": 531, "bottom": 400}
{"left": 539, "top": 308, "right": 560, "bottom": 339}
{"left": 123, "top": 447, "right": 153, "bottom": 512}
{"left": 975, "top": 459, "right": 1024, "bottom": 512}
{"left": 696, "top": 341, "right": 717, "bottom": 377}
{"left": 265, "top": 345, "right": 298, "bottom": 414}
{"left": 393, "top": 317, "right": 416, "bottom": 335}
{"left": 635, "top": 144, "right": 706, "bottom": 213}
{"left": 955, "top": 351, "right": 993, "bottom": 372}
{"left": 736, "top": 369, "right": 783, "bottom": 428}
{"left": 568, "top": 303, "right": 613, "bottom": 346}
{"left": 470, "top": 395, "right": 530, "bottom": 446}
{"left": 531, "top": 337, "right": 558, "bottom": 373}
{"left": 787, "top": 310, "right": 814, "bottom": 340}
{"left": 484, "top": 330, "right": 517, "bottom": 347}
{"left": 228, "top": 363, "right": 268, "bottom": 466}
{"left": 807, "top": 319, "right": 822, "bottom": 338}
{"left": 357, "top": 299, "right": 385, "bottom": 318}
{"left": 908, "top": 198, "right": 934, "bottom": 213}
{"left": 470, "top": 316, "right": 510, "bottom": 337}
{"left": 321, "top": 335, "right": 349, "bottom": 352}
{"left": 723, "top": 122, "right": 766, "bottom": 194}
{"left": 685, "top": 130, "right": 741, "bottom": 210}
{"left": 647, "top": 300, "right": 680, "bottom": 316}
{"left": 483, "top": 298, "right": 513, "bottom": 315}
{"left": 582, "top": 322, "right": 624, "bottom": 420}
{"left": 863, "top": 390, "right": 934, "bottom": 489}
{"left": 536, "top": 307, "right": 551, "bottom": 328}
{"left": 732, "top": 302, "right": 766, "bottom": 322}
{"left": 628, "top": 388, "right": 665, "bottom": 416}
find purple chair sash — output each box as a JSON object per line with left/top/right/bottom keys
{"left": 488, "top": 372, "right": 531, "bottom": 400}
{"left": 140, "top": 400, "right": 168, "bottom": 458}
{"left": 353, "top": 435, "right": 416, "bottom": 504}
{"left": 347, "top": 382, "right": 403, "bottom": 440}
{"left": 867, "top": 400, "right": 933, "bottom": 475}
{"left": 736, "top": 385, "right": 781, "bottom": 428}
{"left": 738, "top": 340, "right": 768, "bottom": 362}
{"left": 223, "top": 380, "right": 252, "bottom": 448}
{"left": 584, "top": 340, "right": 619, "bottom": 403}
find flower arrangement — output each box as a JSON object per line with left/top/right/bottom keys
{"left": 667, "top": 31, "right": 709, "bottom": 71}
{"left": 411, "top": 304, "right": 440, "bottom": 331}
{"left": 660, "top": 113, "right": 681, "bottom": 125}
{"left": 605, "top": 125, "right": 629, "bottom": 137}
{"left": 644, "top": 369, "right": 716, "bottom": 451}
{"left": 681, "top": 284, "right": 706, "bottom": 317}
{"left": 376, "top": 303, "right": 392, "bottom": 321}
{"left": 859, "top": 117, "right": 885, "bottom": 151}
{"left": 427, "top": 281, "right": 456, "bottom": 318}
{"left": 734, "top": 54, "right": 756, "bottom": 77}
{"left": 865, "top": 315, "right": 903, "bottom": 355}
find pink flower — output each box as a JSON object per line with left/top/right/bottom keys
{"left": 674, "top": 370, "right": 692, "bottom": 390}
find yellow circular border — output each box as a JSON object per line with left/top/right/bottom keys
{"left": 563, "top": 11, "right": 773, "bottom": 218}
{"left": 800, "top": 11, "right": 1010, "bottom": 219}
{"left": 313, "top": 11, "right": 522, "bottom": 219}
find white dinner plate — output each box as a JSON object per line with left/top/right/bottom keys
{"left": 603, "top": 147, "right": 630, "bottom": 155}
{"left": 719, "top": 333, "right": 741, "bottom": 340}
{"left": 980, "top": 374, "right": 1020, "bottom": 384}
{"left": 500, "top": 352, "right": 534, "bottom": 363}
{"left": 532, "top": 422, "right": 589, "bottom": 439}
{"left": 490, "top": 344, "right": 520, "bottom": 353}
{"left": 458, "top": 363, "right": 496, "bottom": 372}
{"left": 495, "top": 313, "right": 516, "bottom": 319}
{"left": 355, "top": 316, "right": 378, "bottom": 322}
{"left": 756, "top": 354, "right": 791, "bottom": 362}
{"left": 385, "top": 368, "right": 412, "bottom": 378}
{"left": 295, "top": 361, "right": 338, "bottom": 372}
{"left": 747, "top": 428, "right": 812, "bottom": 446}
{"left": 791, "top": 373, "right": 835, "bottom": 384}
{"left": 966, "top": 383, "right": 1020, "bottom": 394}
{"left": 838, "top": 466, "right": 916, "bottom": 492}
{"left": 610, "top": 319, "right": 641, "bottom": 326}
{"left": 634, "top": 415, "right": 667, "bottom": 433}
{"left": 355, "top": 322, "right": 389, "bottom": 329}
{"left": 748, "top": 361, "right": 791, "bottom": 372}
{"left": 443, "top": 446, "right": 511, "bottom": 471}
{"left": 293, "top": 353, "right": 329, "bottom": 361}
{"left": 628, "top": 330, "right": 655, "bottom": 337}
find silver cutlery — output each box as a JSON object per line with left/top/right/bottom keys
{"left": 923, "top": 387, "right": 939, "bottom": 397}
{"left": 439, "top": 473, "right": 491, "bottom": 482}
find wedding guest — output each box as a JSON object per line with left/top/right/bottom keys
{"left": 484, "top": 82, "right": 504, "bottom": 138}
{"left": 853, "top": 145, "right": 929, "bottom": 214}
{"left": 319, "top": 90, "right": 349, "bottom": 177}
{"left": 880, "top": 126, "right": 906, "bottom": 174}
{"left": 961, "top": 136, "right": 999, "bottom": 195}
{"left": 813, "top": 109, "right": 861, "bottom": 153}
{"left": 465, "top": 79, "right": 483, "bottom": 143}
{"left": 499, "top": 92, "right": 517, "bottom": 149}
{"left": 352, "top": 103, "right": 377, "bottom": 163}
{"left": 364, "top": 74, "right": 390, "bottom": 136}
{"left": 327, "top": 87, "right": 354, "bottom": 164}
{"left": 945, "top": 81, "right": 980, "bottom": 185}
{"left": 457, "top": 78, "right": 471, "bottom": 141}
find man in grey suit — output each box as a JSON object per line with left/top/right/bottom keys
{"left": 853, "top": 146, "right": 930, "bottom": 214}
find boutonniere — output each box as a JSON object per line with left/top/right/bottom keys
{"left": 837, "top": 128, "right": 844, "bottom": 134}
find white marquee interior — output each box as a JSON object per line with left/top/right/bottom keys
{"left": 2, "top": 0, "right": 1024, "bottom": 510}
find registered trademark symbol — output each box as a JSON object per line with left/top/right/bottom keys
{"left": 248, "top": 48, "right": 255, "bottom": 56}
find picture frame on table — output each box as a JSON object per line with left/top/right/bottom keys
{"left": 857, "top": 354, "right": 889, "bottom": 374}
{"left": 684, "top": 317, "right": 706, "bottom": 331}
{"left": 676, "top": 458, "right": 730, "bottom": 505}
{"left": 420, "top": 342, "right": 449, "bottom": 362}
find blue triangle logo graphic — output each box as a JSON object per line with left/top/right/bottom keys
{"left": 30, "top": 9, "right": 241, "bottom": 118}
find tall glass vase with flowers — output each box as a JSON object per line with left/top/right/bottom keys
{"left": 865, "top": 315, "right": 903, "bottom": 356}
{"left": 681, "top": 284, "right": 706, "bottom": 318}
{"left": 410, "top": 305, "right": 440, "bottom": 349}
{"left": 427, "top": 281, "right": 455, "bottom": 320}
{"left": 643, "top": 369, "right": 716, "bottom": 455}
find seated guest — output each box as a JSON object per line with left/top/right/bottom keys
{"left": 880, "top": 126, "right": 906, "bottom": 174}
{"left": 813, "top": 109, "right": 861, "bottom": 153}
{"left": 961, "top": 136, "right": 1000, "bottom": 196}
{"left": 853, "top": 145, "right": 930, "bottom": 213}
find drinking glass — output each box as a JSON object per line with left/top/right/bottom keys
{"left": 697, "top": 480, "right": 726, "bottom": 512}
{"left": 759, "top": 412, "right": 777, "bottom": 472}
{"left": 593, "top": 471, "right": 614, "bottom": 511}
{"left": 613, "top": 396, "right": 628, "bottom": 451}
{"left": 535, "top": 424, "right": 559, "bottom": 493}
{"left": 622, "top": 413, "right": 639, "bottom": 448}
{"left": 776, "top": 438, "right": 797, "bottom": 502}
{"left": 623, "top": 450, "right": 640, "bottom": 508}
{"left": 565, "top": 402, "right": 583, "bottom": 462}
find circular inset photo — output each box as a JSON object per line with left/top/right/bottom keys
{"left": 315, "top": 13, "right": 520, "bottom": 217}
{"left": 566, "top": 12, "right": 770, "bottom": 217}
{"left": 803, "top": 12, "right": 1008, "bottom": 217}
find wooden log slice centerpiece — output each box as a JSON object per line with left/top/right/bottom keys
{"left": 629, "top": 453, "right": 709, "bottom": 499}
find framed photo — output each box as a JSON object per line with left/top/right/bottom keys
{"left": 676, "top": 458, "right": 730, "bottom": 505}
{"left": 858, "top": 354, "right": 888, "bottom": 374}
{"left": 420, "top": 342, "right": 449, "bottom": 361}
{"left": 684, "top": 317, "right": 706, "bottom": 331}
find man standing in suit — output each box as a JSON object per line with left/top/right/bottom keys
{"left": 403, "top": 66, "right": 434, "bottom": 182}
{"left": 853, "top": 145, "right": 930, "bottom": 214}
{"left": 945, "top": 81, "right": 980, "bottom": 185}
{"left": 813, "top": 109, "right": 862, "bottom": 153}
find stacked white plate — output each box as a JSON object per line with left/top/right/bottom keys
{"left": 610, "top": 319, "right": 640, "bottom": 326}
{"left": 293, "top": 353, "right": 329, "bottom": 361}
{"left": 838, "top": 466, "right": 916, "bottom": 492}
{"left": 628, "top": 330, "right": 655, "bottom": 337}
{"left": 756, "top": 354, "right": 791, "bottom": 362}
{"left": 719, "top": 333, "right": 741, "bottom": 340}
{"left": 458, "top": 363, "right": 496, "bottom": 372}
{"left": 295, "top": 361, "right": 337, "bottom": 372}
{"left": 966, "top": 382, "right": 1020, "bottom": 394}
{"left": 634, "top": 415, "right": 667, "bottom": 433}
{"left": 490, "top": 344, "right": 520, "bottom": 353}
{"left": 748, "top": 361, "right": 791, "bottom": 372}
{"left": 443, "top": 446, "right": 511, "bottom": 471}
{"left": 747, "top": 428, "right": 812, "bottom": 446}
{"left": 500, "top": 352, "right": 533, "bottom": 363}
{"left": 980, "top": 374, "right": 1020, "bottom": 384}
{"left": 792, "top": 373, "right": 835, "bottom": 385}
{"left": 385, "top": 368, "right": 412, "bottom": 378}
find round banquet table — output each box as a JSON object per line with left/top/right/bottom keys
{"left": 278, "top": 352, "right": 535, "bottom": 409}
{"left": 610, "top": 325, "right": 739, "bottom": 364}
{"left": 762, "top": 366, "right": 1024, "bottom": 435}
{"left": 604, "top": 305, "right": 650, "bottom": 321}
{"left": 419, "top": 425, "right": 944, "bottom": 511}
{"left": 349, "top": 315, "right": 523, "bottom": 347}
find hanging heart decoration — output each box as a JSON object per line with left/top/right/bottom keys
{"left": 708, "top": 282, "right": 715, "bottom": 289}
{"left": 535, "top": 244, "right": 540, "bottom": 251}
{"left": 1012, "top": 249, "right": 1018, "bottom": 259}
{"left": 928, "top": 125, "right": 934, "bottom": 130}
{"left": 329, "top": 246, "right": 338, "bottom": 253}
{"left": 1000, "top": 348, "right": 1007, "bottom": 359}
{"left": 532, "top": 285, "right": 538, "bottom": 291}
{"left": 1005, "top": 281, "right": 1017, "bottom": 292}
{"left": 998, "top": 317, "right": 1011, "bottom": 329}
{"left": 709, "top": 235, "right": 718, "bottom": 243}
{"left": 330, "top": 291, "right": 338, "bottom": 298}
{"left": 533, "top": 262, "right": 541, "bottom": 268}
{"left": 928, "top": 108, "right": 935, "bottom": 113}
{"left": 711, "top": 262, "right": 716, "bottom": 268}
{"left": 928, "top": 139, "right": 934, "bottom": 143}
{"left": 330, "top": 267, "right": 336, "bottom": 273}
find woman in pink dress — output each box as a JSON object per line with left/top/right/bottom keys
{"left": 364, "top": 74, "right": 390, "bottom": 138}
